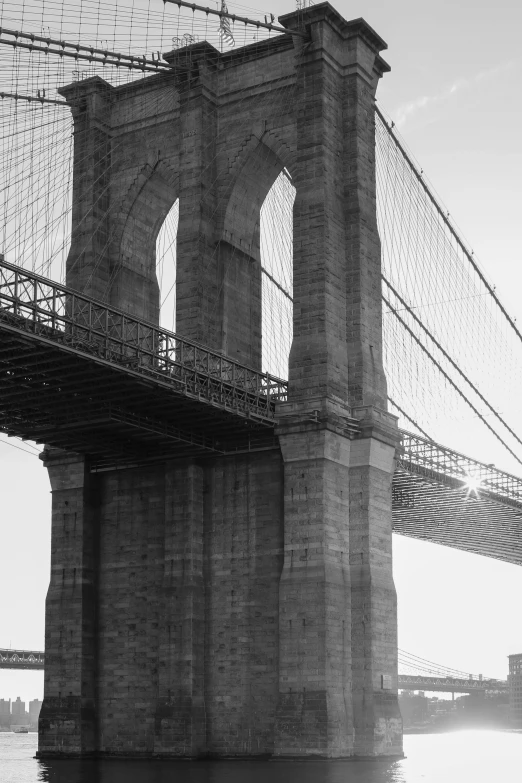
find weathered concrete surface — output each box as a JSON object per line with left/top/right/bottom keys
{"left": 39, "top": 2, "right": 402, "bottom": 759}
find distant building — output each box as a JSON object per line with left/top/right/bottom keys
{"left": 10, "top": 697, "right": 26, "bottom": 723}
{"left": 0, "top": 699, "right": 10, "bottom": 727}
{"left": 399, "top": 691, "right": 429, "bottom": 728}
{"left": 508, "top": 653, "right": 522, "bottom": 727}
{"left": 28, "top": 699, "right": 42, "bottom": 726}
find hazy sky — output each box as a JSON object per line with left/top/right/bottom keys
{"left": 1, "top": 0, "right": 522, "bottom": 702}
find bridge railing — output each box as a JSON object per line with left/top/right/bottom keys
{"left": 0, "top": 259, "right": 288, "bottom": 420}
{"left": 399, "top": 430, "right": 522, "bottom": 508}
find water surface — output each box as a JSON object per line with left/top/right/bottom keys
{"left": 1, "top": 731, "right": 521, "bottom": 783}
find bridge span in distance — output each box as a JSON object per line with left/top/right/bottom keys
{"left": 1, "top": 648, "right": 508, "bottom": 695}
{"left": 0, "top": 649, "right": 45, "bottom": 670}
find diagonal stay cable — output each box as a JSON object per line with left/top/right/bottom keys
{"left": 387, "top": 395, "right": 432, "bottom": 441}
{"left": 383, "top": 292, "right": 522, "bottom": 468}
{"left": 383, "top": 275, "right": 522, "bottom": 452}
{"left": 262, "top": 265, "right": 292, "bottom": 302}
{"left": 376, "top": 105, "right": 522, "bottom": 349}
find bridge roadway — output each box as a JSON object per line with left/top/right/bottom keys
{"left": 0, "top": 648, "right": 45, "bottom": 670}
{"left": 1, "top": 259, "right": 522, "bottom": 564}
{"left": 393, "top": 432, "right": 522, "bottom": 565}
{"left": 398, "top": 675, "right": 508, "bottom": 694}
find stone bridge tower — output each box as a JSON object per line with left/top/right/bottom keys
{"left": 38, "top": 2, "right": 402, "bottom": 759}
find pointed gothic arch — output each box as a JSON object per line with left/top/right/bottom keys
{"left": 217, "top": 140, "right": 289, "bottom": 370}
{"left": 111, "top": 159, "right": 179, "bottom": 324}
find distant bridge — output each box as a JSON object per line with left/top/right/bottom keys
{"left": 398, "top": 674, "right": 508, "bottom": 694}
{"left": 2, "top": 648, "right": 509, "bottom": 695}
{"left": 0, "top": 648, "right": 45, "bottom": 670}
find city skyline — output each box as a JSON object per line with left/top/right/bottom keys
{"left": 0, "top": 695, "right": 42, "bottom": 728}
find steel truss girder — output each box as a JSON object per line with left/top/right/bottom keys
{"left": 0, "top": 258, "right": 286, "bottom": 402}
{"left": 0, "top": 648, "right": 45, "bottom": 670}
{"left": 0, "top": 259, "right": 288, "bottom": 464}
{"left": 2, "top": 262, "right": 522, "bottom": 556}
{"left": 393, "top": 431, "right": 522, "bottom": 565}
{"left": 398, "top": 674, "right": 507, "bottom": 693}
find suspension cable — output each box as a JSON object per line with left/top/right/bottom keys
{"left": 376, "top": 105, "right": 522, "bottom": 348}
{"left": 383, "top": 275, "right": 522, "bottom": 452}
{"left": 384, "top": 294, "right": 522, "bottom": 468}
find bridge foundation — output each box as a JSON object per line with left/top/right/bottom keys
{"left": 38, "top": 2, "right": 402, "bottom": 759}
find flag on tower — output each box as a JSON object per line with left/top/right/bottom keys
{"left": 217, "top": 1, "right": 235, "bottom": 48}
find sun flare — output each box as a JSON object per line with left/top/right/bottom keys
{"left": 463, "top": 475, "right": 482, "bottom": 495}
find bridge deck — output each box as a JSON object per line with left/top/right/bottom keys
{"left": 394, "top": 433, "right": 522, "bottom": 566}
{"left": 2, "top": 261, "right": 522, "bottom": 561}
{"left": 2, "top": 648, "right": 509, "bottom": 694}
{"left": 0, "top": 648, "right": 45, "bottom": 670}
{"left": 0, "top": 260, "right": 286, "bottom": 467}
{"left": 398, "top": 674, "right": 508, "bottom": 694}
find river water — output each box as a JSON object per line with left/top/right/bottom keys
{"left": 1, "top": 730, "right": 521, "bottom": 783}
